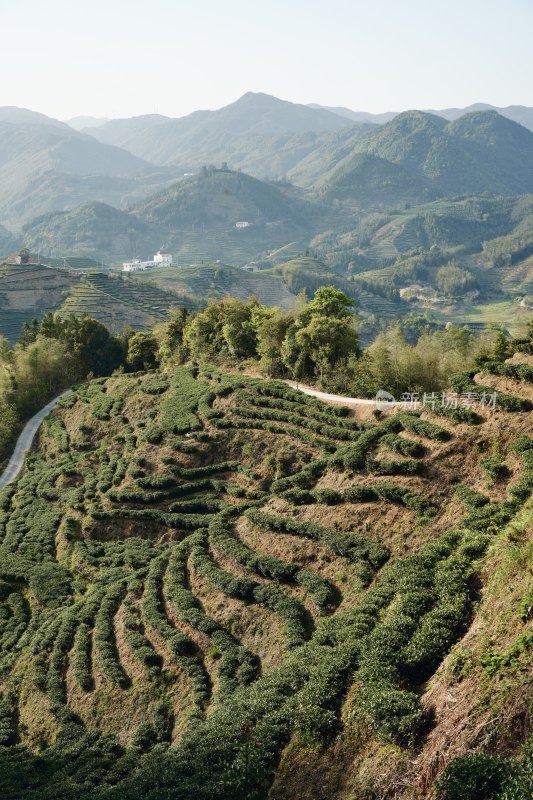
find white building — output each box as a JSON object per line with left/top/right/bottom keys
{"left": 235, "top": 221, "right": 251, "bottom": 229}
{"left": 153, "top": 251, "right": 173, "bottom": 267}
{"left": 122, "top": 259, "right": 148, "bottom": 272}
{"left": 123, "top": 251, "right": 173, "bottom": 272}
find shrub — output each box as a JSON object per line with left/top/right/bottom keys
{"left": 343, "top": 485, "right": 378, "bottom": 503}
{"left": 512, "top": 436, "right": 533, "bottom": 453}
{"left": 450, "top": 375, "right": 532, "bottom": 413}
{"left": 381, "top": 434, "right": 425, "bottom": 457}
{"left": 368, "top": 458, "right": 422, "bottom": 476}
{"left": 30, "top": 563, "right": 72, "bottom": 608}
{"left": 482, "top": 361, "right": 533, "bottom": 384}
{"left": 456, "top": 484, "right": 489, "bottom": 509}
{"left": 359, "top": 683, "right": 424, "bottom": 745}
{"left": 0, "top": 692, "right": 15, "bottom": 745}
{"left": 480, "top": 457, "right": 510, "bottom": 483}
{"left": 141, "top": 379, "right": 169, "bottom": 394}
{"left": 123, "top": 603, "right": 162, "bottom": 674}
{"left": 246, "top": 508, "right": 389, "bottom": 571}
{"left": 397, "top": 414, "right": 450, "bottom": 440}
{"left": 436, "top": 753, "right": 510, "bottom": 800}
{"left": 94, "top": 582, "right": 130, "bottom": 689}
{"left": 72, "top": 622, "right": 93, "bottom": 692}
{"left": 312, "top": 488, "right": 342, "bottom": 505}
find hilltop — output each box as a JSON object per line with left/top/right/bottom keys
{"left": 86, "top": 92, "right": 352, "bottom": 166}
{"left": 21, "top": 202, "right": 164, "bottom": 263}
{"left": 310, "top": 101, "right": 533, "bottom": 132}
{"left": 316, "top": 110, "right": 533, "bottom": 201}
{"left": 3, "top": 97, "right": 533, "bottom": 241}
{"left": 0, "top": 357, "right": 531, "bottom": 799}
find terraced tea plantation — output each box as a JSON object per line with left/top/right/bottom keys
{"left": 138, "top": 263, "right": 297, "bottom": 310}
{"left": 58, "top": 272, "right": 199, "bottom": 333}
{"left": 0, "top": 264, "right": 200, "bottom": 342}
{"left": 0, "top": 364, "right": 531, "bottom": 799}
{"left": 0, "top": 263, "right": 77, "bottom": 342}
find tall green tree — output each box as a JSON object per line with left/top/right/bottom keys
{"left": 282, "top": 287, "right": 359, "bottom": 383}
{"left": 185, "top": 298, "right": 258, "bottom": 361}
{"left": 127, "top": 332, "right": 160, "bottom": 371}
{"left": 253, "top": 307, "right": 293, "bottom": 376}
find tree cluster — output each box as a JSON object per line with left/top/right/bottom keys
{"left": 0, "top": 314, "right": 127, "bottom": 467}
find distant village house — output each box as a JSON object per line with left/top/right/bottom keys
{"left": 122, "top": 251, "right": 173, "bottom": 272}
{"left": 6, "top": 249, "right": 33, "bottom": 265}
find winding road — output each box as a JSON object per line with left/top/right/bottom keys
{"left": 286, "top": 381, "right": 377, "bottom": 406}
{"left": 0, "top": 390, "right": 72, "bottom": 491}
{"left": 285, "top": 381, "right": 415, "bottom": 408}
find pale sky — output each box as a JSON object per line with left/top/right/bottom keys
{"left": 2, "top": 0, "right": 533, "bottom": 120}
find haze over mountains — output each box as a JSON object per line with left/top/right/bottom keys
{"left": 3, "top": 91, "right": 533, "bottom": 270}
{"left": 0, "top": 107, "right": 182, "bottom": 229}
{"left": 309, "top": 101, "right": 533, "bottom": 130}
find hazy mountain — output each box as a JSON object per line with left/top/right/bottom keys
{"left": 132, "top": 166, "right": 312, "bottom": 229}
{"left": 0, "top": 221, "right": 20, "bottom": 255}
{"left": 21, "top": 201, "right": 163, "bottom": 262}
{"left": 433, "top": 103, "right": 533, "bottom": 131}
{"left": 83, "top": 114, "right": 171, "bottom": 153}
{"left": 2, "top": 170, "right": 185, "bottom": 235}
{"left": 11, "top": 99, "right": 533, "bottom": 261}
{"left": 318, "top": 110, "right": 533, "bottom": 203}
{"left": 0, "top": 106, "right": 68, "bottom": 129}
{"left": 311, "top": 101, "right": 533, "bottom": 133}
{"left": 0, "top": 113, "right": 182, "bottom": 229}
{"left": 353, "top": 111, "right": 499, "bottom": 194}
{"left": 322, "top": 152, "right": 437, "bottom": 204}
{"left": 66, "top": 115, "right": 110, "bottom": 131}
{"left": 308, "top": 104, "right": 398, "bottom": 124}
{"left": 285, "top": 124, "right": 377, "bottom": 187}
{"left": 446, "top": 110, "right": 533, "bottom": 193}
{"left": 86, "top": 93, "right": 351, "bottom": 168}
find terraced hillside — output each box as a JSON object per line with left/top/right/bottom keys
{"left": 0, "top": 362, "right": 531, "bottom": 799}
{"left": 0, "top": 264, "right": 199, "bottom": 342}
{"left": 0, "top": 263, "right": 77, "bottom": 342}
{"left": 59, "top": 273, "right": 199, "bottom": 333}
{"left": 136, "top": 263, "right": 297, "bottom": 310}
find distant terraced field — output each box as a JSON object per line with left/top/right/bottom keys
{"left": 59, "top": 273, "right": 200, "bottom": 333}
{"left": 137, "top": 263, "right": 297, "bottom": 310}
{"left": 0, "top": 263, "right": 76, "bottom": 342}
{"left": 0, "top": 263, "right": 201, "bottom": 342}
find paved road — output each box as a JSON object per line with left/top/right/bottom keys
{"left": 284, "top": 381, "right": 415, "bottom": 408}
{"left": 0, "top": 390, "right": 72, "bottom": 491}
{"left": 286, "top": 381, "right": 376, "bottom": 405}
